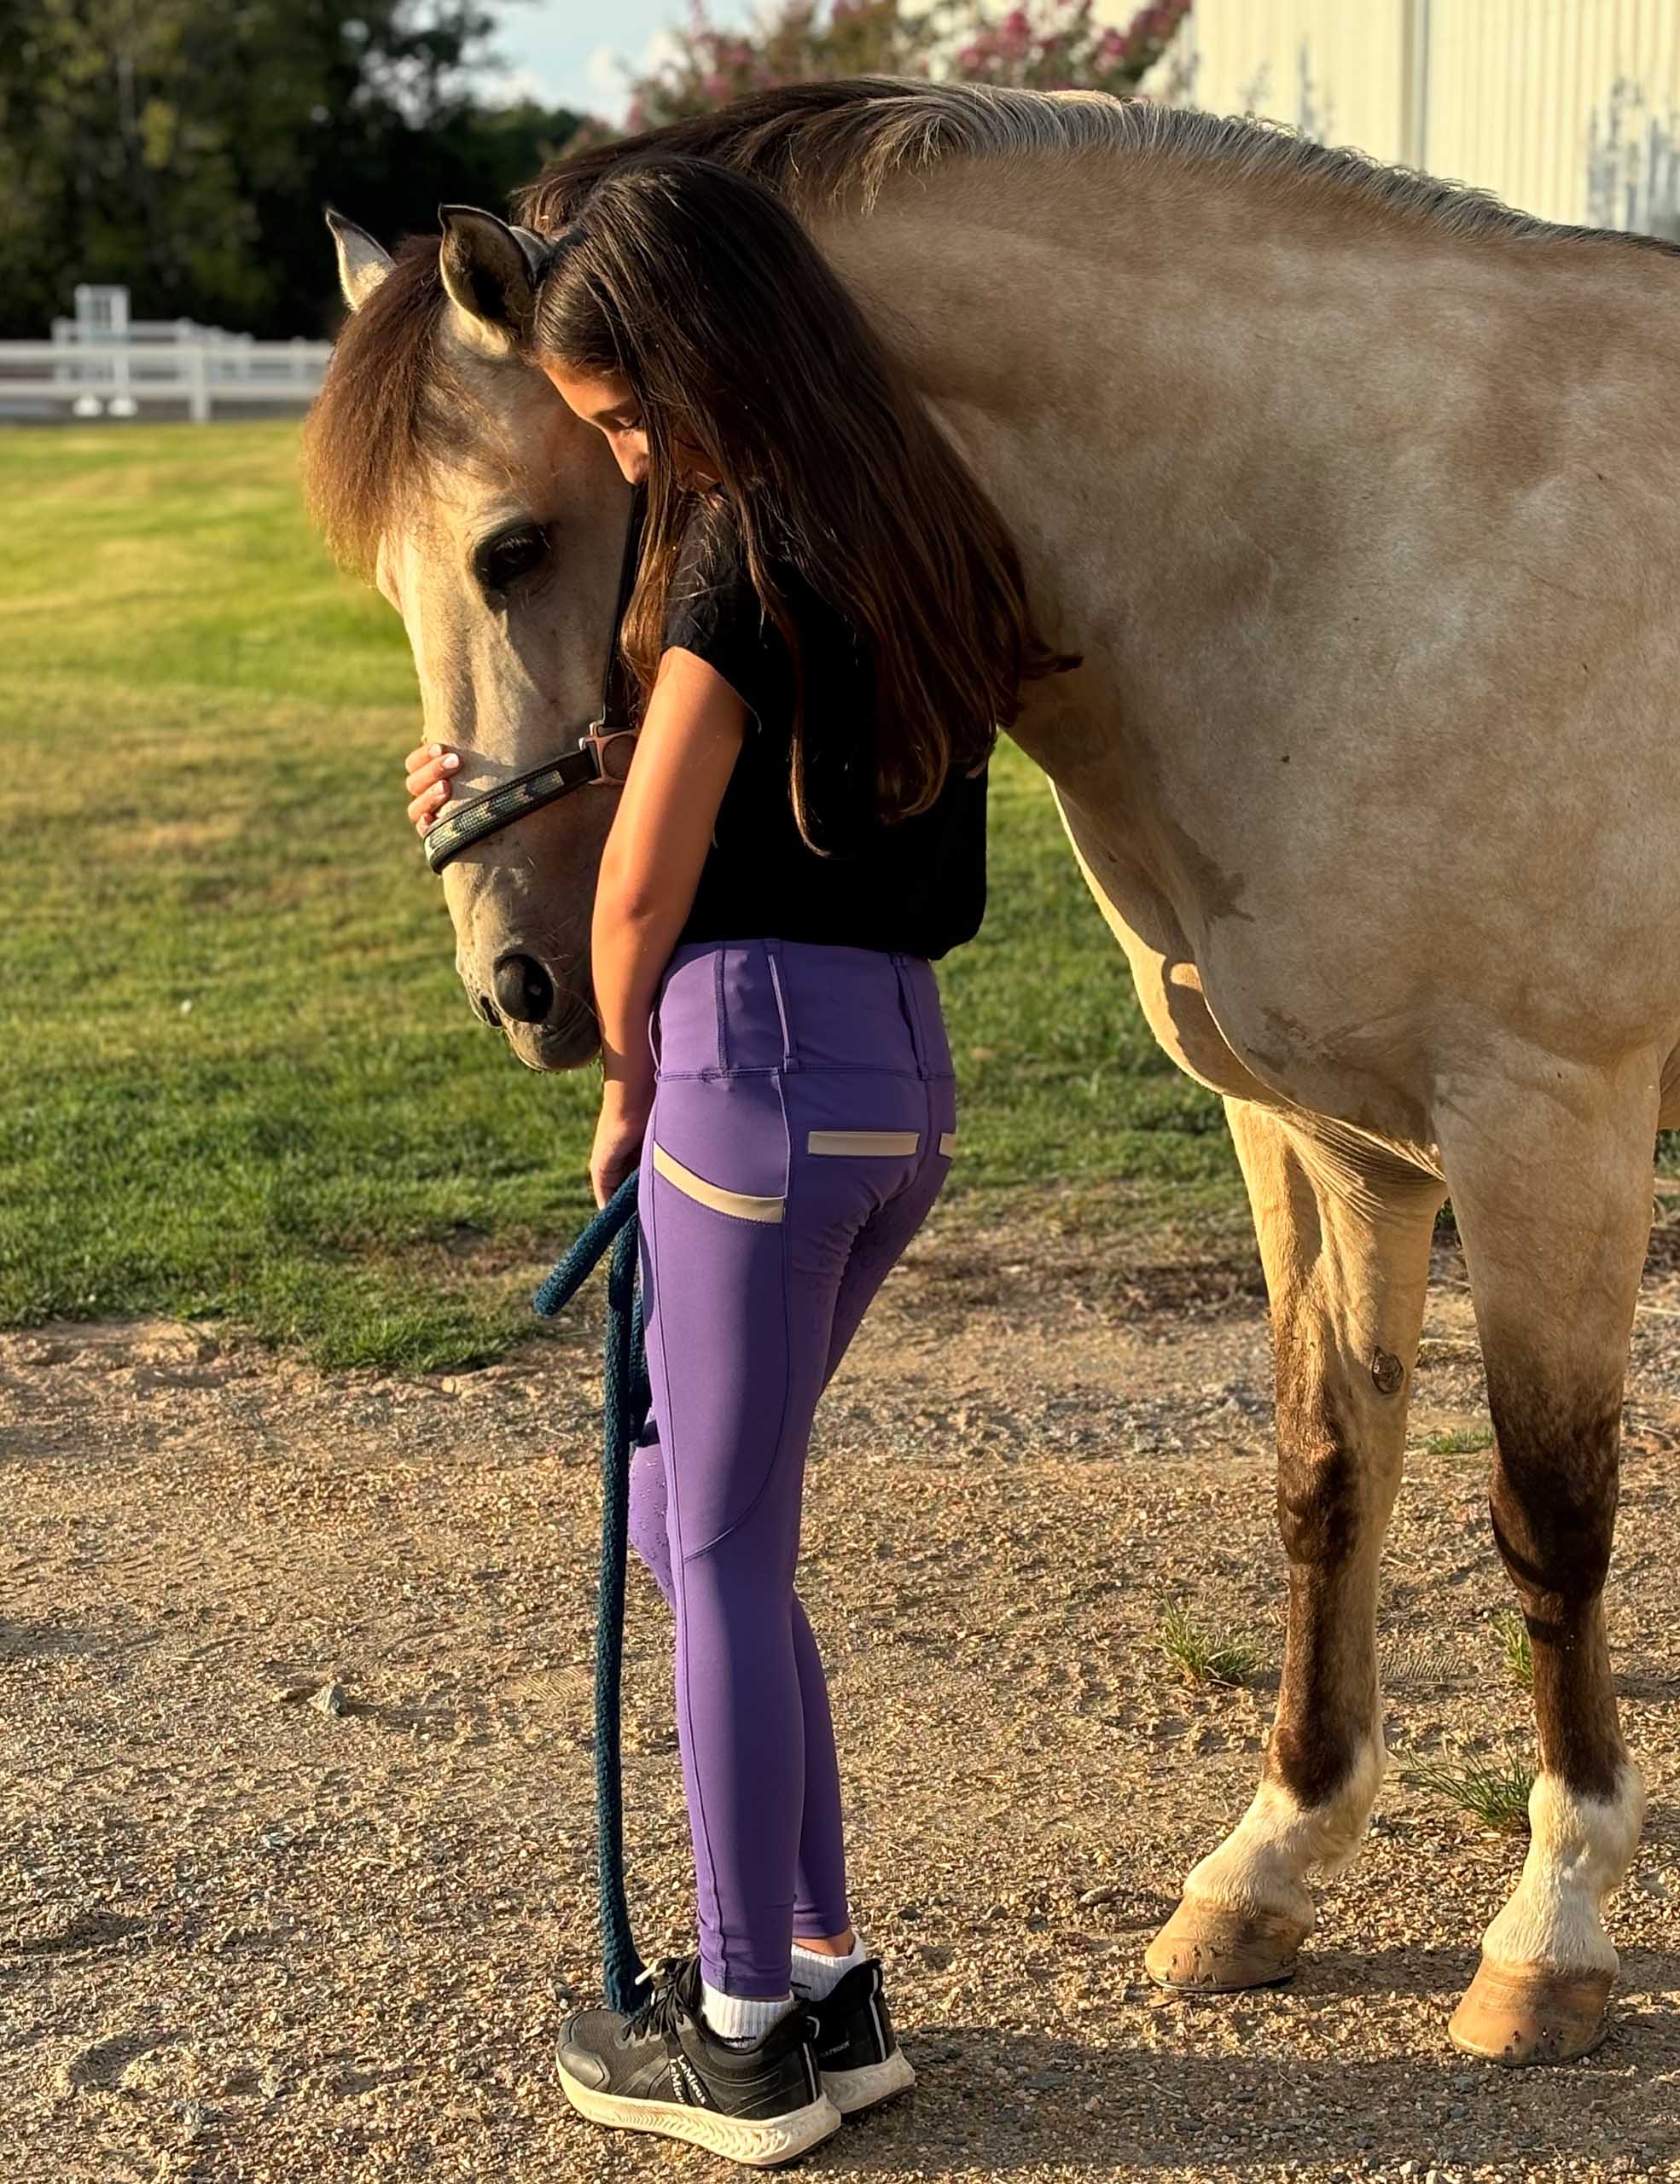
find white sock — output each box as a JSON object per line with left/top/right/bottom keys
{"left": 790, "top": 1933, "right": 867, "bottom": 2000}
{"left": 700, "top": 1978, "right": 796, "bottom": 2045}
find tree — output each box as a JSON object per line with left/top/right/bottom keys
{"left": 622, "top": 0, "right": 1192, "bottom": 133}
{"left": 0, "top": 0, "right": 586, "bottom": 337}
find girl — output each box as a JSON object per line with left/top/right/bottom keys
{"left": 403, "top": 155, "right": 1074, "bottom": 2165}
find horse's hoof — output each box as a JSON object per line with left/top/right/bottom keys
{"left": 1448, "top": 1960, "right": 1613, "bottom": 2066}
{"left": 1143, "top": 1900, "right": 1305, "bottom": 1993}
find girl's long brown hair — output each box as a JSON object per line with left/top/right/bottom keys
{"left": 529, "top": 154, "right": 1076, "bottom": 845}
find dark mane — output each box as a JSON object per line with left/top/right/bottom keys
{"left": 305, "top": 78, "right": 1680, "bottom": 571}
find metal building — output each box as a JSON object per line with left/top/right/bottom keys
{"left": 1145, "top": 1, "right": 1680, "bottom": 236}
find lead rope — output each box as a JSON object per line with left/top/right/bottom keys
{"left": 532, "top": 1171, "right": 649, "bottom": 2013}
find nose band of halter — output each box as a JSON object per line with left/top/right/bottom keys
{"left": 422, "top": 730, "right": 635, "bottom": 874}
{"left": 422, "top": 485, "right": 647, "bottom": 877}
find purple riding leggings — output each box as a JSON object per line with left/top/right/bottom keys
{"left": 625, "top": 937, "right": 956, "bottom": 2000}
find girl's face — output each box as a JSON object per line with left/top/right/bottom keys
{"left": 540, "top": 363, "right": 716, "bottom": 491}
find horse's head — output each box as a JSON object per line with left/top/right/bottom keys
{"left": 304, "top": 209, "right": 631, "bottom": 1072}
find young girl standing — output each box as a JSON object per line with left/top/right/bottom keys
{"left": 404, "top": 155, "right": 1073, "bottom": 2165}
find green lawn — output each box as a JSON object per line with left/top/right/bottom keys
{"left": 0, "top": 422, "right": 1240, "bottom": 1368}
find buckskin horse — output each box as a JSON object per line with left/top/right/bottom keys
{"left": 301, "top": 80, "right": 1680, "bottom": 2066}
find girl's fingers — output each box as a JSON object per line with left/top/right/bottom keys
{"left": 408, "top": 781, "right": 451, "bottom": 828}
{"left": 402, "top": 746, "right": 462, "bottom": 795}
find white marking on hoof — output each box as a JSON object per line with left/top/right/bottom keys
{"left": 1180, "top": 1735, "right": 1387, "bottom": 1922}
{"left": 1478, "top": 1766, "right": 1644, "bottom": 1983}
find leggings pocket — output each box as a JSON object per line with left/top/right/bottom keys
{"left": 647, "top": 1071, "right": 792, "bottom": 1211}
{"left": 652, "top": 1142, "right": 784, "bottom": 1224}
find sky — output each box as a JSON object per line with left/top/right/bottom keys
{"left": 479, "top": 1, "right": 753, "bottom": 123}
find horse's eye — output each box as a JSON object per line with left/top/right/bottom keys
{"left": 475, "top": 526, "right": 550, "bottom": 598}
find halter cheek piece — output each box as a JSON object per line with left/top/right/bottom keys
{"left": 421, "top": 485, "right": 648, "bottom": 875}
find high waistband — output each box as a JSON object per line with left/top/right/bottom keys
{"left": 653, "top": 938, "right": 952, "bottom": 1080}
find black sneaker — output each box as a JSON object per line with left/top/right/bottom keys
{"left": 555, "top": 1953, "right": 841, "bottom": 2167}
{"left": 806, "top": 1958, "right": 916, "bottom": 2115}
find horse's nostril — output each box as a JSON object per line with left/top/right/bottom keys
{"left": 476, "top": 992, "right": 502, "bottom": 1028}
{"left": 492, "top": 952, "right": 555, "bottom": 1025}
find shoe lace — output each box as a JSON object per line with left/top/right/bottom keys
{"left": 622, "top": 1953, "right": 699, "bottom": 2043}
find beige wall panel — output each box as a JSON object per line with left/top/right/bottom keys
{"left": 1130, "top": 0, "right": 1680, "bottom": 235}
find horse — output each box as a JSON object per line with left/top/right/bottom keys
{"left": 301, "top": 79, "right": 1680, "bottom": 2068}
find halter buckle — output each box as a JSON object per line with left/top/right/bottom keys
{"left": 581, "top": 725, "right": 638, "bottom": 784}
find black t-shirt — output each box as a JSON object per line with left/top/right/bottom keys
{"left": 660, "top": 499, "right": 988, "bottom": 961}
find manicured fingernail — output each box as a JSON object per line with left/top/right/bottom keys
{"left": 442, "top": 752, "right": 460, "bottom": 771}
{"left": 428, "top": 743, "right": 442, "bottom": 756}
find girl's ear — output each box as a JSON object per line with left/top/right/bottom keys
{"left": 437, "top": 205, "right": 549, "bottom": 348}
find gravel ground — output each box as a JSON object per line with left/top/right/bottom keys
{"left": 4, "top": 1199, "right": 1680, "bottom": 2184}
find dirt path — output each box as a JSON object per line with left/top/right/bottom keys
{"left": 4, "top": 1205, "right": 1680, "bottom": 2184}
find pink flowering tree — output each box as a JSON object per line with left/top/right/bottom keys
{"left": 618, "top": 1, "right": 1192, "bottom": 134}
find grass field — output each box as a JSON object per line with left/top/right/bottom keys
{"left": 0, "top": 422, "right": 1241, "bottom": 1368}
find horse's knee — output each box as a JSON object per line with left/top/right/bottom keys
{"left": 1485, "top": 1376, "right": 1620, "bottom": 1612}
{"left": 1273, "top": 1342, "right": 1374, "bottom": 1570}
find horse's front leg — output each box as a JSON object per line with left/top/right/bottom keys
{"left": 1147, "top": 1101, "right": 1443, "bottom": 1992}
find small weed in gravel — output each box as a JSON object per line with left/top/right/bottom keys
{"left": 1154, "top": 1600, "right": 1256, "bottom": 1687}
{"left": 1496, "top": 1609, "right": 1534, "bottom": 1689}
{"left": 1422, "top": 1423, "right": 1495, "bottom": 1455}
{"left": 1403, "top": 1747, "right": 1535, "bottom": 1835}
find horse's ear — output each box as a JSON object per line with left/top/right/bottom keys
{"left": 438, "top": 205, "right": 546, "bottom": 347}
{"left": 325, "top": 208, "right": 394, "bottom": 313}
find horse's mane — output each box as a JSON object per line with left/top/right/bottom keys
{"left": 516, "top": 76, "right": 1680, "bottom": 254}
{"left": 305, "top": 78, "right": 1680, "bottom": 572}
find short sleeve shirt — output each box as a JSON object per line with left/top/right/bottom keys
{"left": 659, "top": 498, "right": 988, "bottom": 962}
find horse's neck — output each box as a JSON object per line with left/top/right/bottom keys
{"left": 816, "top": 155, "right": 1276, "bottom": 793}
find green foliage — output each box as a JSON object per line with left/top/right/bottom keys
{"left": 1403, "top": 1748, "right": 1535, "bottom": 1836}
{"left": 1154, "top": 1600, "right": 1257, "bottom": 1687}
{"left": 1496, "top": 1610, "right": 1534, "bottom": 1690}
{"left": 1421, "top": 1423, "right": 1494, "bottom": 1455}
{"left": 0, "top": 423, "right": 1238, "bottom": 1369}
{"left": 625, "top": 0, "right": 1191, "bottom": 131}
{"left": 0, "top": 0, "right": 1194, "bottom": 335}
{"left": 0, "top": 0, "right": 584, "bottom": 338}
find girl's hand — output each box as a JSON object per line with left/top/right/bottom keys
{"left": 404, "top": 742, "right": 461, "bottom": 834}
{"left": 590, "top": 1077, "right": 654, "bottom": 1208}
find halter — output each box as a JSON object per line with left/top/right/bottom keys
{"left": 422, "top": 485, "right": 648, "bottom": 875}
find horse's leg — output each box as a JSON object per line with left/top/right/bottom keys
{"left": 1439, "top": 1065, "right": 1651, "bottom": 2065}
{"left": 1147, "top": 1100, "right": 1443, "bottom": 1992}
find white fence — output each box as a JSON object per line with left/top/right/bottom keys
{"left": 0, "top": 337, "right": 330, "bottom": 421}
{"left": 2, "top": 282, "right": 328, "bottom": 422}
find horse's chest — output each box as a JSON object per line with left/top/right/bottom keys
{"left": 1052, "top": 788, "right": 1437, "bottom": 1165}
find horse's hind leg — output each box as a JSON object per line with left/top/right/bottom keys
{"left": 1147, "top": 1101, "right": 1443, "bottom": 1992}
{"left": 1439, "top": 1065, "right": 1651, "bottom": 2065}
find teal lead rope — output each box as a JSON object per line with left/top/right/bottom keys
{"left": 532, "top": 1171, "right": 650, "bottom": 2013}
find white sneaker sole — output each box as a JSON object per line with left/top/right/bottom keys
{"left": 824, "top": 2046, "right": 916, "bottom": 2116}
{"left": 557, "top": 2058, "right": 843, "bottom": 2168}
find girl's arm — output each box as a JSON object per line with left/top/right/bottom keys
{"left": 587, "top": 646, "right": 747, "bottom": 1203}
